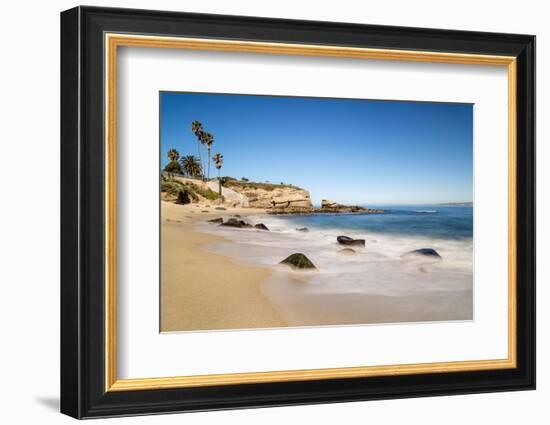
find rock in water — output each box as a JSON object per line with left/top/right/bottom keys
{"left": 221, "top": 218, "right": 248, "bottom": 228}
{"left": 208, "top": 217, "right": 223, "bottom": 224}
{"left": 321, "top": 199, "right": 339, "bottom": 208}
{"left": 280, "top": 253, "right": 317, "bottom": 270}
{"left": 296, "top": 227, "right": 309, "bottom": 232}
{"left": 176, "top": 190, "right": 191, "bottom": 205}
{"left": 254, "top": 223, "right": 269, "bottom": 231}
{"left": 338, "top": 248, "right": 356, "bottom": 255}
{"left": 403, "top": 248, "right": 442, "bottom": 259}
{"left": 337, "top": 235, "right": 366, "bottom": 247}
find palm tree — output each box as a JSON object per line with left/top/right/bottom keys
{"left": 167, "top": 148, "right": 180, "bottom": 162}
{"left": 191, "top": 120, "right": 203, "bottom": 135}
{"left": 164, "top": 148, "right": 182, "bottom": 176}
{"left": 181, "top": 155, "right": 202, "bottom": 178}
{"left": 202, "top": 132, "right": 214, "bottom": 180}
{"left": 191, "top": 120, "right": 204, "bottom": 171}
{"left": 163, "top": 160, "right": 182, "bottom": 175}
{"left": 212, "top": 152, "right": 224, "bottom": 196}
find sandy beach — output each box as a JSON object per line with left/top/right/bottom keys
{"left": 160, "top": 201, "right": 285, "bottom": 332}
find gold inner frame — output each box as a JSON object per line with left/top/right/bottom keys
{"left": 104, "top": 33, "right": 517, "bottom": 392}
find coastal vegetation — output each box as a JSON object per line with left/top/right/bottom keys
{"left": 223, "top": 177, "right": 298, "bottom": 192}
{"left": 161, "top": 175, "right": 220, "bottom": 203}
{"left": 190, "top": 120, "right": 216, "bottom": 180}
{"left": 163, "top": 148, "right": 183, "bottom": 175}
{"left": 212, "top": 152, "right": 224, "bottom": 195}
{"left": 162, "top": 119, "right": 227, "bottom": 203}
{"left": 181, "top": 155, "right": 202, "bottom": 177}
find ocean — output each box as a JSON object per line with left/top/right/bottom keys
{"left": 198, "top": 205, "right": 474, "bottom": 326}
{"left": 271, "top": 205, "right": 473, "bottom": 240}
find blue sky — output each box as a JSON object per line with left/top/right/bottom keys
{"left": 160, "top": 91, "right": 473, "bottom": 205}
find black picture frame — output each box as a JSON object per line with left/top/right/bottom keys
{"left": 61, "top": 5, "right": 535, "bottom": 419}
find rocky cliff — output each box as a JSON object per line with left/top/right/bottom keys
{"left": 223, "top": 179, "right": 313, "bottom": 212}
{"left": 319, "top": 199, "right": 385, "bottom": 214}
{"left": 163, "top": 175, "right": 384, "bottom": 215}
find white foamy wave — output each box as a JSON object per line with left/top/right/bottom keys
{"left": 198, "top": 217, "right": 472, "bottom": 279}
{"left": 415, "top": 210, "right": 438, "bottom": 214}
{"left": 196, "top": 215, "right": 473, "bottom": 324}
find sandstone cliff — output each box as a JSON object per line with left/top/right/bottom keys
{"left": 162, "top": 175, "right": 384, "bottom": 215}
{"left": 319, "top": 199, "right": 384, "bottom": 214}
{"left": 223, "top": 179, "right": 313, "bottom": 212}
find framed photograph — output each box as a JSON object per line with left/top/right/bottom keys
{"left": 60, "top": 6, "right": 535, "bottom": 419}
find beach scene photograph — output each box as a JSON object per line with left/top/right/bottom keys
{"left": 159, "top": 91, "right": 473, "bottom": 332}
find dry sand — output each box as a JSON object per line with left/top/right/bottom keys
{"left": 160, "top": 201, "right": 286, "bottom": 332}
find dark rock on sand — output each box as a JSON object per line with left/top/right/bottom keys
{"left": 208, "top": 217, "right": 223, "bottom": 224}
{"left": 176, "top": 190, "right": 191, "bottom": 205}
{"left": 221, "top": 218, "right": 250, "bottom": 228}
{"left": 279, "top": 253, "right": 317, "bottom": 270}
{"left": 296, "top": 227, "right": 309, "bottom": 232}
{"left": 254, "top": 223, "right": 269, "bottom": 231}
{"left": 338, "top": 248, "right": 356, "bottom": 255}
{"left": 233, "top": 214, "right": 241, "bottom": 218}
{"left": 403, "top": 248, "right": 442, "bottom": 259}
{"left": 221, "top": 218, "right": 243, "bottom": 227}
{"left": 337, "top": 235, "right": 366, "bottom": 247}
{"left": 215, "top": 207, "right": 227, "bottom": 211}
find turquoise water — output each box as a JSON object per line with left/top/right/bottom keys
{"left": 273, "top": 205, "right": 473, "bottom": 240}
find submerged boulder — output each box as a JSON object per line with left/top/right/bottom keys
{"left": 296, "top": 227, "right": 309, "bottom": 232}
{"left": 279, "top": 253, "right": 317, "bottom": 270}
{"left": 208, "top": 217, "right": 223, "bottom": 224}
{"left": 337, "top": 235, "right": 366, "bottom": 247}
{"left": 338, "top": 248, "right": 356, "bottom": 255}
{"left": 221, "top": 218, "right": 249, "bottom": 228}
{"left": 403, "top": 248, "right": 442, "bottom": 259}
{"left": 254, "top": 223, "right": 269, "bottom": 231}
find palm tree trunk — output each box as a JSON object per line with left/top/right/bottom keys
{"left": 207, "top": 148, "right": 211, "bottom": 180}
{"left": 218, "top": 169, "right": 222, "bottom": 196}
{"left": 196, "top": 142, "right": 203, "bottom": 177}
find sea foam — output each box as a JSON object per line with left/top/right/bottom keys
{"left": 196, "top": 212, "right": 473, "bottom": 325}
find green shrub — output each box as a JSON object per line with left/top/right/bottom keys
{"left": 193, "top": 185, "right": 220, "bottom": 200}
{"left": 161, "top": 180, "right": 183, "bottom": 196}
{"left": 161, "top": 179, "right": 218, "bottom": 202}
{"left": 163, "top": 160, "right": 182, "bottom": 174}
{"left": 182, "top": 186, "right": 199, "bottom": 202}
{"left": 222, "top": 177, "right": 299, "bottom": 192}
